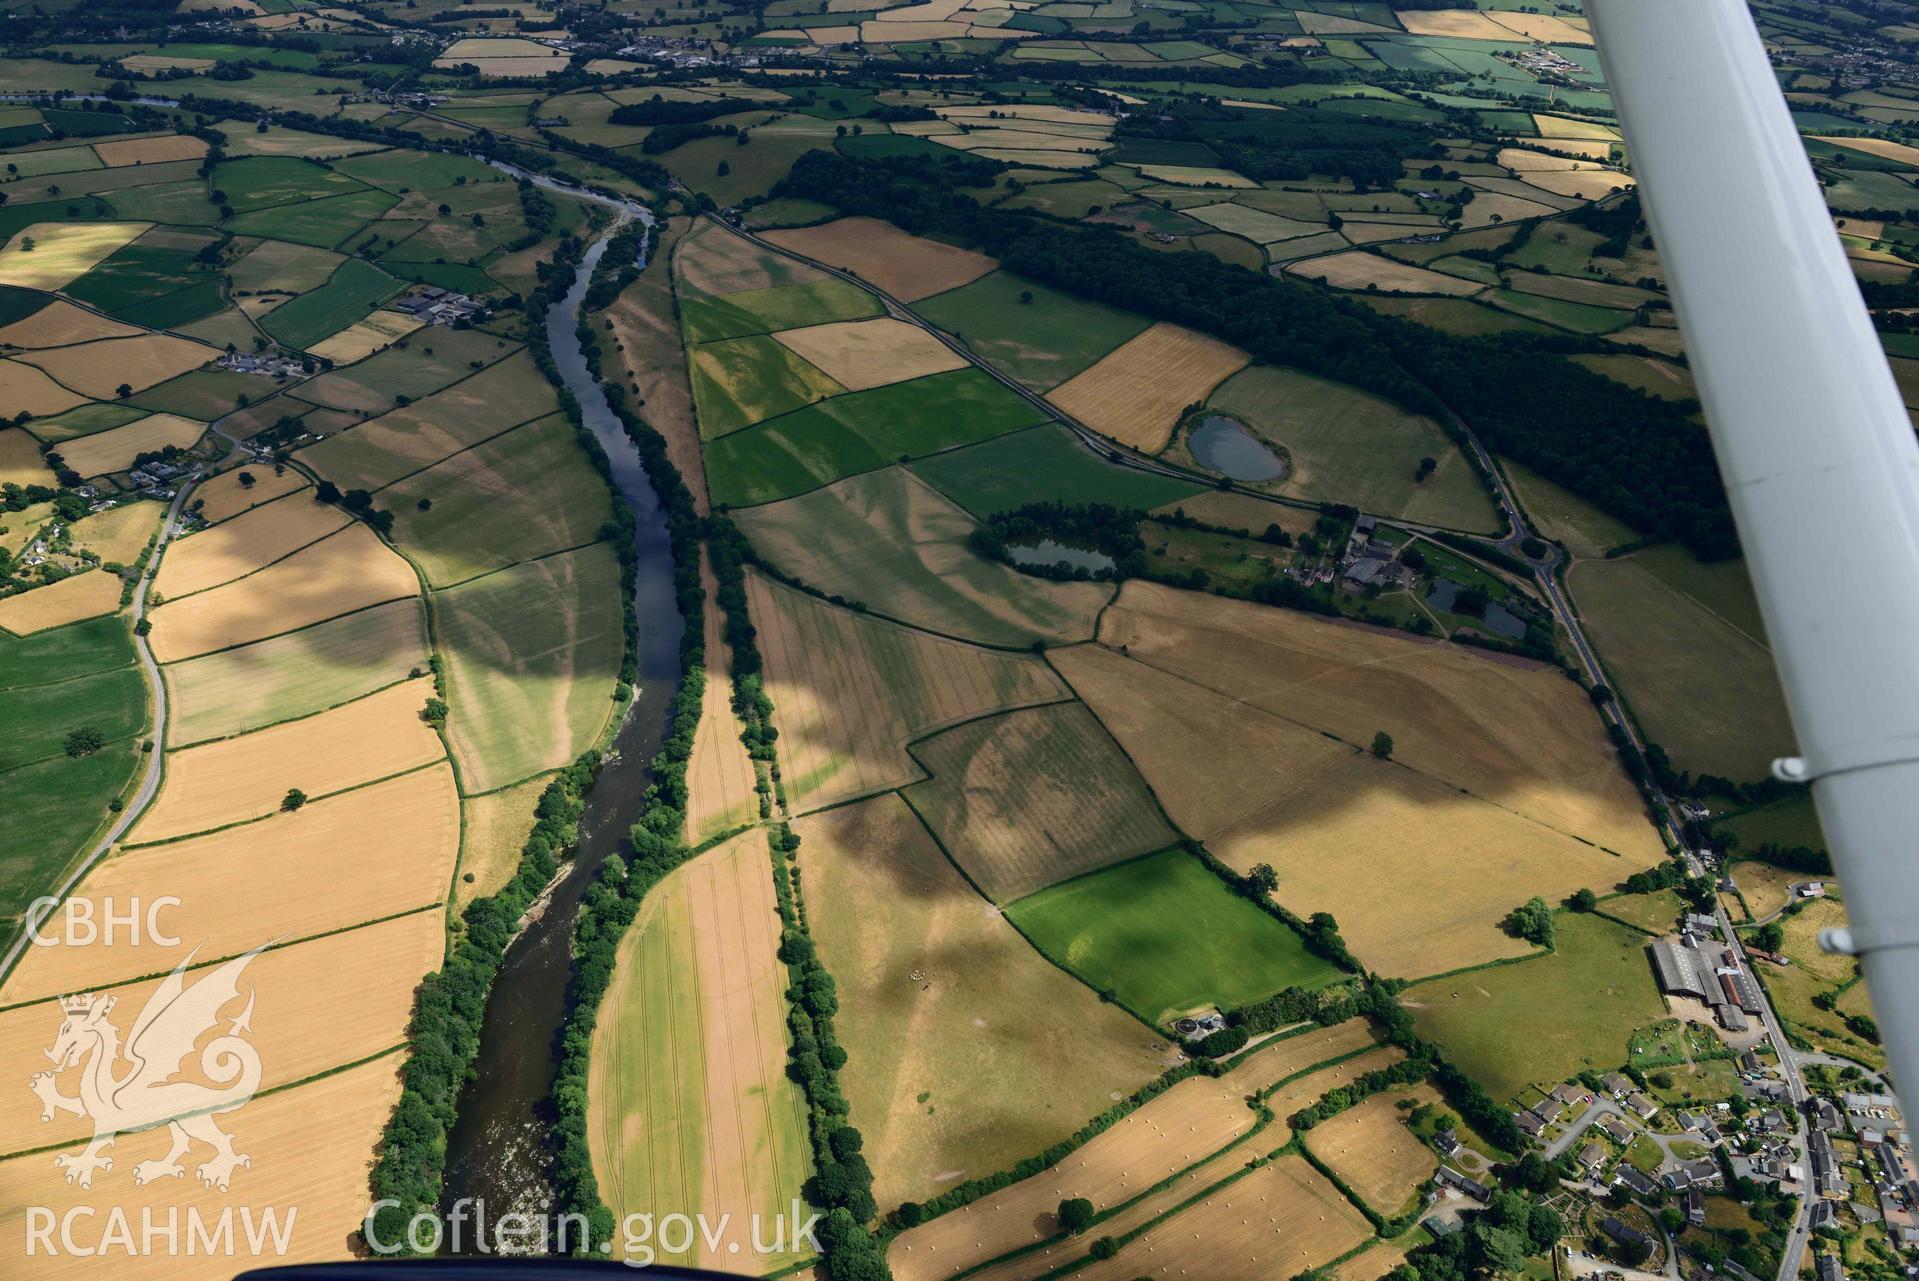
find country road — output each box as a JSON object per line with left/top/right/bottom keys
{"left": 0, "top": 434, "right": 234, "bottom": 986}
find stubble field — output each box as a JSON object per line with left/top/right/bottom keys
{"left": 903, "top": 702, "right": 1175, "bottom": 902}
{"left": 130, "top": 680, "right": 442, "bottom": 843}
{"left": 147, "top": 523, "right": 419, "bottom": 662}
{"left": 1045, "top": 322, "right": 1249, "bottom": 453}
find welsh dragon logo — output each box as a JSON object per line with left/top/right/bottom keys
{"left": 29, "top": 947, "right": 265, "bottom": 1192}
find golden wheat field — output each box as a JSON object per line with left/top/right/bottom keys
{"left": 0, "top": 222, "right": 147, "bottom": 290}
{"left": 306, "top": 309, "right": 424, "bottom": 364}
{"left": 92, "top": 134, "right": 211, "bottom": 166}
{"left": 763, "top": 217, "right": 996, "bottom": 301}
{"left": 455, "top": 784, "right": 546, "bottom": 914}
{"left": 0, "top": 298, "right": 140, "bottom": 348}
{"left": 589, "top": 831, "right": 814, "bottom": 1273}
{"left": 1304, "top": 1084, "right": 1442, "bottom": 1218}
{"left": 1209, "top": 754, "right": 1638, "bottom": 979}
{"left": 1, "top": 763, "right": 459, "bottom": 1003}
{"left": 53, "top": 412, "right": 207, "bottom": 479}
{"left": 154, "top": 492, "right": 350, "bottom": 600}
{"left": 0, "top": 426, "right": 54, "bottom": 488}
{"left": 684, "top": 552, "right": 762, "bottom": 841}
{"left": 0, "top": 911, "right": 442, "bottom": 1153}
{"left": 1288, "top": 251, "right": 1487, "bottom": 296}
{"left": 0, "top": 568, "right": 122, "bottom": 634}
{"left": 0, "top": 1055, "right": 404, "bottom": 1281}
{"left": 161, "top": 597, "right": 430, "bottom": 745}
{"left": 1072, "top": 1154, "right": 1373, "bottom": 1281}
{"left": 747, "top": 570, "right": 1067, "bottom": 812}
{"left": 66, "top": 501, "right": 161, "bottom": 566}
{"left": 132, "top": 680, "right": 444, "bottom": 843}
{"left": 147, "top": 524, "right": 419, "bottom": 662}
{"left": 191, "top": 465, "right": 307, "bottom": 524}
{"left": 1045, "top": 322, "right": 1249, "bottom": 452}
{"left": 0, "top": 359, "right": 88, "bottom": 416}
{"left": 770, "top": 317, "right": 966, "bottom": 391}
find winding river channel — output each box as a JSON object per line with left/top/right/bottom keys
{"left": 437, "top": 206, "right": 687, "bottom": 1235}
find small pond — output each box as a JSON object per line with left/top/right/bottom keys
{"left": 1008, "top": 540, "right": 1118, "bottom": 574}
{"left": 1426, "top": 577, "right": 1528, "bottom": 640}
{"left": 1187, "top": 415, "right": 1286, "bottom": 482}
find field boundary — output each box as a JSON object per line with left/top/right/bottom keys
{"left": 119, "top": 755, "right": 448, "bottom": 850}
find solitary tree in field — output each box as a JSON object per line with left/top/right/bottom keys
{"left": 1248, "top": 863, "right": 1279, "bottom": 895}
{"left": 1371, "top": 731, "right": 1393, "bottom": 760}
{"left": 115, "top": 383, "right": 132, "bottom": 399}
{"left": 1057, "top": 1198, "right": 1095, "bottom": 1235}
{"left": 282, "top": 788, "right": 307, "bottom": 812}
{"left": 64, "top": 726, "right": 104, "bottom": 758}
{"left": 1570, "top": 888, "right": 1598, "bottom": 912}
{"left": 1019, "top": 290, "right": 1034, "bottom": 305}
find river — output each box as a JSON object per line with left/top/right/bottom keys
{"left": 436, "top": 213, "right": 686, "bottom": 1235}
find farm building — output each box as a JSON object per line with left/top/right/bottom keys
{"left": 1436, "top": 1166, "right": 1489, "bottom": 1201}
{"left": 1816, "top": 1253, "right": 1844, "bottom": 1281}
{"left": 1648, "top": 933, "right": 1762, "bottom": 1030}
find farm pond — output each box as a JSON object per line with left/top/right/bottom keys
{"left": 1187, "top": 413, "right": 1287, "bottom": 482}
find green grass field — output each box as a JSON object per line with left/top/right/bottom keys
{"left": 735, "top": 466, "right": 1107, "bottom": 646}
{"left": 212, "top": 156, "right": 372, "bottom": 213}
{"left": 1483, "top": 287, "right": 1637, "bottom": 335}
{"left": 1569, "top": 549, "right": 1791, "bottom": 781}
{"left": 161, "top": 598, "right": 429, "bottom": 745}
{"left": 225, "top": 188, "right": 400, "bottom": 249}
{"left": 0, "top": 741, "right": 140, "bottom": 942}
{"left": 383, "top": 414, "right": 614, "bottom": 587}
{"left": 706, "top": 368, "right": 1049, "bottom": 508}
{"left": 1204, "top": 366, "right": 1500, "bottom": 532}
{"left": 917, "top": 269, "right": 1150, "bottom": 391}
{"left": 291, "top": 330, "right": 519, "bottom": 416}
{"left": 1408, "top": 911, "right": 1666, "bottom": 1104}
{"left": 435, "top": 540, "right": 626, "bottom": 791}
{"left": 1719, "top": 794, "right": 1828, "bottom": 854}
{"left": 679, "top": 277, "right": 882, "bottom": 344}
{"left": 688, "top": 332, "right": 843, "bottom": 437}
{"left": 0, "top": 612, "right": 134, "bottom": 688}
{"left": 64, "top": 240, "right": 212, "bottom": 316}
{"left": 1006, "top": 846, "right": 1344, "bottom": 1025}
{"left": 1502, "top": 459, "right": 1636, "bottom": 558}
{"left": 22, "top": 402, "right": 147, "bottom": 443}
{"left": 1355, "top": 293, "right": 1553, "bottom": 336}
{"left": 103, "top": 179, "right": 224, "bottom": 226}
{"left": 328, "top": 146, "right": 496, "bottom": 190}
{"left": 910, "top": 424, "right": 1204, "bottom": 517}
{"left": 0, "top": 664, "right": 145, "bottom": 773}
{"left": 128, "top": 368, "right": 272, "bottom": 420}
{"left": 260, "top": 257, "right": 403, "bottom": 350}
